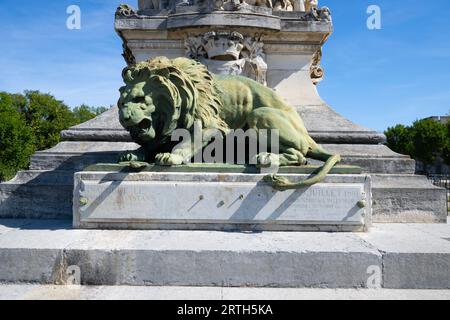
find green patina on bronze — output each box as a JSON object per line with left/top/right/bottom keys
{"left": 117, "top": 57, "right": 341, "bottom": 190}
{"left": 86, "top": 163, "right": 361, "bottom": 174}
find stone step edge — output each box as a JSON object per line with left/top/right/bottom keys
{"left": 0, "top": 222, "right": 448, "bottom": 289}
{"left": 1, "top": 284, "right": 450, "bottom": 300}
{"left": 1, "top": 243, "right": 448, "bottom": 289}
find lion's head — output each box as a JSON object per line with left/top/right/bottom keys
{"left": 118, "top": 56, "right": 228, "bottom": 146}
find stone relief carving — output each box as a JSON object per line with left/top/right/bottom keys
{"left": 212, "top": 0, "right": 320, "bottom": 12}
{"left": 273, "top": 0, "right": 294, "bottom": 11}
{"left": 301, "top": 1, "right": 332, "bottom": 22}
{"left": 305, "top": 0, "right": 318, "bottom": 12}
{"left": 185, "top": 31, "right": 267, "bottom": 85}
{"left": 310, "top": 48, "right": 324, "bottom": 85}
{"left": 203, "top": 31, "right": 244, "bottom": 60}
{"left": 213, "top": 0, "right": 319, "bottom": 11}
{"left": 132, "top": 0, "right": 329, "bottom": 14}
{"left": 212, "top": 0, "right": 273, "bottom": 11}
{"left": 122, "top": 43, "right": 137, "bottom": 67}
{"left": 115, "top": 4, "right": 138, "bottom": 18}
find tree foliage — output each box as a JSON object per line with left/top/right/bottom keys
{"left": 385, "top": 124, "right": 413, "bottom": 156}
{"left": 410, "top": 119, "right": 448, "bottom": 164}
{"left": 15, "top": 91, "right": 77, "bottom": 150}
{"left": 0, "top": 91, "right": 109, "bottom": 181}
{"left": 0, "top": 93, "right": 35, "bottom": 181}
{"left": 385, "top": 119, "right": 450, "bottom": 166}
{"left": 72, "top": 104, "right": 108, "bottom": 124}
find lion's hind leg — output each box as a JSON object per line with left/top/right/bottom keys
{"left": 247, "top": 108, "right": 308, "bottom": 167}
{"left": 279, "top": 148, "right": 308, "bottom": 166}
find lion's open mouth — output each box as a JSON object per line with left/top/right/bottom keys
{"left": 138, "top": 118, "right": 152, "bottom": 131}
{"left": 135, "top": 118, "right": 155, "bottom": 141}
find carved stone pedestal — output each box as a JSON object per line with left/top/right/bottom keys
{"left": 73, "top": 164, "right": 372, "bottom": 232}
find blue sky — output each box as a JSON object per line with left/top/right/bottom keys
{"left": 0, "top": 0, "right": 449, "bottom": 132}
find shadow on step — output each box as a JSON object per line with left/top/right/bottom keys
{"left": 0, "top": 151, "right": 124, "bottom": 221}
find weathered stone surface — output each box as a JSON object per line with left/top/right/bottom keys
{"left": 30, "top": 141, "right": 138, "bottom": 171}
{"left": 371, "top": 174, "right": 447, "bottom": 223}
{"left": 0, "top": 173, "right": 73, "bottom": 219}
{"left": 1, "top": 220, "right": 449, "bottom": 289}
{"left": 5, "top": 285, "right": 450, "bottom": 300}
{"left": 73, "top": 171, "right": 372, "bottom": 232}
{"left": 296, "top": 104, "right": 386, "bottom": 144}
{"left": 167, "top": 12, "right": 281, "bottom": 30}
{"left": 2, "top": 284, "right": 450, "bottom": 300}
{"left": 0, "top": 220, "right": 381, "bottom": 288}
{"left": 319, "top": 145, "right": 415, "bottom": 174}
{"left": 60, "top": 107, "right": 131, "bottom": 142}
{"left": 360, "top": 223, "right": 450, "bottom": 289}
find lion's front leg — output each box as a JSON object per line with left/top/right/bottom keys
{"left": 155, "top": 125, "right": 222, "bottom": 166}
{"left": 155, "top": 153, "right": 185, "bottom": 166}
{"left": 155, "top": 141, "right": 196, "bottom": 166}
{"left": 155, "top": 133, "right": 195, "bottom": 166}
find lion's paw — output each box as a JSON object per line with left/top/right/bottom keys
{"left": 254, "top": 152, "right": 280, "bottom": 168}
{"left": 155, "top": 153, "right": 184, "bottom": 166}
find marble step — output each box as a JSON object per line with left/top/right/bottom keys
{"left": 0, "top": 220, "right": 448, "bottom": 289}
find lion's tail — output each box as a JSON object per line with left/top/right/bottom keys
{"left": 294, "top": 153, "right": 341, "bottom": 188}
{"left": 265, "top": 148, "right": 341, "bottom": 191}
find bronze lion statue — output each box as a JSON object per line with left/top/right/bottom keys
{"left": 118, "top": 56, "right": 340, "bottom": 190}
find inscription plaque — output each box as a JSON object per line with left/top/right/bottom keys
{"left": 73, "top": 172, "right": 372, "bottom": 232}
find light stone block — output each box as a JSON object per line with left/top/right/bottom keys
{"left": 73, "top": 171, "right": 372, "bottom": 231}
{"left": 0, "top": 220, "right": 381, "bottom": 288}
{"left": 1, "top": 220, "right": 449, "bottom": 288}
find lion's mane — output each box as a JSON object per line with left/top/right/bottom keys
{"left": 123, "top": 56, "right": 229, "bottom": 137}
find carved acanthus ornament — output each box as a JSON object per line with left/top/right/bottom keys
{"left": 310, "top": 49, "right": 324, "bottom": 85}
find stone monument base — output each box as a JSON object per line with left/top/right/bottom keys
{"left": 73, "top": 164, "right": 371, "bottom": 232}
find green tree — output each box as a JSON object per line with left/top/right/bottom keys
{"left": 385, "top": 124, "right": 413, "bottom": 156}
{"left": 15, "top": 91, "right": 77, "bottom": 150}
{"left": 385, "top": 119, "right": 450, "bottom": 167}
{"left": 440, "top": 122, "right": 450, "bottom": 165}
{"left": 72, "top": 104, "right": 108, "bottom": 123}
{"left": 92, "top": 106, "right": 109, "bottom": 115}
{"left": 0, "top": 91, "right": 110, "bottom": 181}
{"left": 410, "top": 119, "right": 449, "bottom": 165}
{"left": 72, "top": 104, "right": 96, "bottom": 123}
{"left": 0, "top": 93, "right": 35, "bottom": 181}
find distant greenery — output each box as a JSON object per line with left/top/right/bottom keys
{"left": 73, "top": 105, "right": 109, "bottom": 124}
{"left": 0, "top": 91, "right": 110, "bottom": 181}
{"left": 385, "top": 118, "right": 450, "bottom": 168}
{"left": 0, "top": 93, "right": 35, "bottom": 181}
